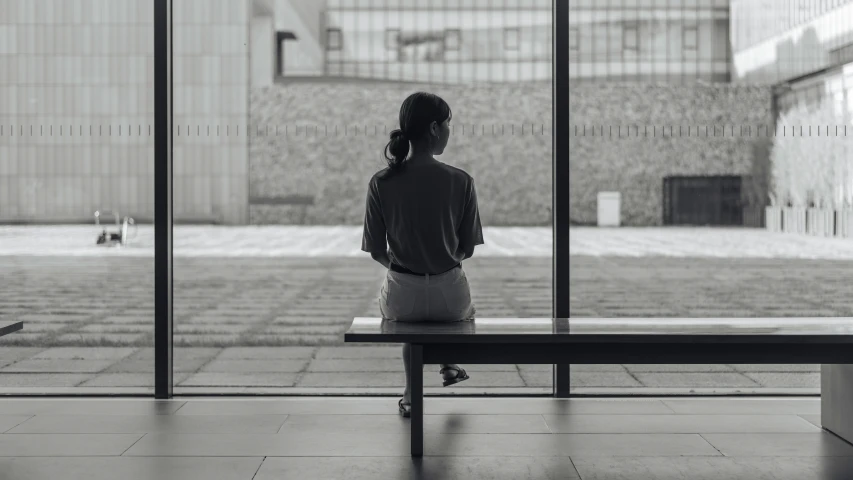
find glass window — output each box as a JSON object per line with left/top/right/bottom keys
{"left": 592, "top": 22, "right": 609, "bottom": 61}
{"left": 569, "top": 26, "right": 579, "bottom": 51}
{"left": 504, "top": 27, "right": 519, "bottom": 51}
{"left": 385, "top": 29, "right": 400, "bottom": 50}
{"left": 683, "top": 26, "right": 698, "bottom": 52}
{"left": 578, "top": 22, "right": 593, "bottom": 61}
{"left": 623, "top": 22, "right": 638, "bottom": 52}
{"left": 444, "top": 29, "right": 461, "bottom": 51}
{"left": 712, "top": 18, "right": 728, "bottom": 62}
{"left": 327, "top": 28, "right": 342, "bottom": 51}
{"left": 607, "top": 21, "right": 623, "bottom": 61}
{"left": 0, "top": 0, "right": 155, "bottom": 395}
{"left": 168, "top": 0, "right": 555, "bottom": 397}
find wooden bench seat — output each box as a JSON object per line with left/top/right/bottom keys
{"left": 0, "top": 322, "right": 23, "bottom": 338}
{"left": 345, "top": 317, "right": 853, "bottom": 456}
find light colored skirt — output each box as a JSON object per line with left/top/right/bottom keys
{"left": 378, "top": 266, "right": 476, "bottom": 322}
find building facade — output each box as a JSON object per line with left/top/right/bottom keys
{"left": 728, "top": 0, "right": 853, "bottom": 123}
{"left": 322, "top": 0, "right": 552, "bottom": 84}
{"left": 0, "top": 0, "right": 251, "bottom": 225}
{"left": 569, "top": 0, "right": 732, "bottom": 84}
{"left": 731, "top": 0, "right": 853, "bottom": 85}
{"left": 262, "top": 0, "right": 553, "bottom": 84}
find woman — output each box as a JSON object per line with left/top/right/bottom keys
{"left": 361, "top": 92, "right": 484, "bottom": 417}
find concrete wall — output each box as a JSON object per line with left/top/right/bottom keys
{"left": 248, "top": 80, "right": 552, "bottom": 225}
{"left": 248, "top": 81, "right": 773, "bottom": 227}
{"left": 569, "top": 83, "right": 774, "bottom": 226}
{"left": 0, "top": 0, "right": 249, "bottom": 224}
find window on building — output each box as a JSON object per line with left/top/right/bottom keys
{"left": 385, "top": 29, "right": 400, "bottom": 50}
{"left": 569, "top": 26, "right": 579, "bottom": 51}
{"left": 623, "top": 22, "right": 638, "bottom": 52}
{"left": 444, "top": 29, "right": 461, "bottom": 51}
{"left": 504, "top": 27, "right": 520, "bottom": 50}
{"left": 327, "top": 28, "right": 342, "bottom": 51}
{"left": 683, "top": 25, "right": 698, "bottom": 52}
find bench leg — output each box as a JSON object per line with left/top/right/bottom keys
{"left": 410, "top": 343, "right": 424, "bottom": 457}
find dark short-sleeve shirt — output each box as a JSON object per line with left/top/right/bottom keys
{"left": 361, "top": 161, "right": 485, "bottom": 274}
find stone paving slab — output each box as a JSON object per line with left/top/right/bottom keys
{"left": 0, "top": 348, "right": 44, "bottom": 368}
{"left": 126, "top": 348, "right": 221, "bottom": 360}
{"left": 623, "top": 364, "right": 736, "bottom": 373}
{"left": 79, "top": 373, "right": 191, "bottom": 387}
{"left": 1, "top": 360, "right": 117, "bottom": 374}
{"left": 570, "top": 372, "right": 643, "bottom": 388}
{"left": 516, "top": 371, "right": 557, "bottom": 387}
{"left": 104, "top": 358, "right": 212, "bottom": 374}
{"left": 633, "top": 373, "right": 760, "bottom": 388}
{"left": 730, "top": 364, "right": 821, "bottom": 372}
{"left": 215, "top": 347, "right": 316, "bottom": 360}
{"left": 179, "top": 373, "right": 300, "bottom": 387}
{"left": 199, "top": 359, "right": 308, "bottom": 374}
{"left": 0, "top": 374, "right": 94, "bottom": 387}
{"left": 559, "top": 364, "right": 627, "bottom": 372}
{"left": 314, "top": 346, "right": 401, "bottom": 359}
{"left": 26, "top": 348, "right": 137, "bottom": 361}
{"left": 743, "top": 373, "right": 821, "bottom": 388}
{"left": 516, "top": 364, "right": 554, "bottom": 373}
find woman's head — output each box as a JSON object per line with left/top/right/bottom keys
{"left": 383, "top": 92, "right": 452, "bottom": 173}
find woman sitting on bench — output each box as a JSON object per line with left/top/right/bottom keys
{"left": 361, "top": 92, "right": 485, "bottom": 417}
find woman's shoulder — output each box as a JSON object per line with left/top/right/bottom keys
{"left": 369, "top": 167, "right": 393, "bottom": 183}
{"left": 436, "top": 161, "right": 474, "bottom": 181}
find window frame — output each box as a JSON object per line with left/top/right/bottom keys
{"left": 569, "top": 26, "right": 579, "bottom": 51}
{"left": 327, "top": 28, "right": 343, "bottom": 51}
{"left": 444, "top": 28, "right": 461, "bottom": 51}
{"left": 683, "top": 24, "right": 699, "bottom": 52}
{"left": 504, "top": 27, "right": 520, "bottom": 51}
{"left": 385, "top": 29, "right": 400, "bottom": 50}
{"left": 623, "top": 22, "right": 638, "bottom": 52}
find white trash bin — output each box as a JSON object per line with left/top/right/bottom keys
{"left": 597, "top": 192, "right": 621, "bottom": 227}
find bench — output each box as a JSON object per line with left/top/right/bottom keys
{"left": 0, "top": 322, "right": 23, "bottom": 338}
{"left": 345, "top": 316, "right": 853, "bottom": 457}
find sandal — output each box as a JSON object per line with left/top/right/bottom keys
{"left": 398, "top": 398, "right": 411, "bottom": 418}
{"left": 440, "top": 366, "right": 470, "bottom": 387}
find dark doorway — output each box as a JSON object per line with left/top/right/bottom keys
{"left": 276, "top": 31, "right": 297, "bottom": 77}
{"left": 663, "top": 175, "right": 743, "bottom": 226}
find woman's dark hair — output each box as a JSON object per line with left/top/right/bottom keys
{"left": 381, "top": 92, "right": 452, "bottom": 177}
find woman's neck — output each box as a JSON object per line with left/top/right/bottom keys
{"left": 407, "top": 152, "right": 435, "bottom": 164}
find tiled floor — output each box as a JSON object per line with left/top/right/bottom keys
{"left": 0, "top": 396, "right": 850, "bottom": 479}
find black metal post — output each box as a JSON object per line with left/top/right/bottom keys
{"left": 554, "top": 0, "right": 571, "bottom": 398}
{"left": 410, "top": 344, "right": 424, "bottom": 457}
{"left": 154, "top": 0, "right": 173, "bottom": 399}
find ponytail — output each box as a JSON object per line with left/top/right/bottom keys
{"left": 381, "top": 128, "right": 410, "bottom": 177}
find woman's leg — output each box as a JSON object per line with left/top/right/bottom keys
{"left": 403, "top": 344, "right": 458, "bottom": 402}
{"left": 402, "top": 343, "right": 411, "bottom": 403}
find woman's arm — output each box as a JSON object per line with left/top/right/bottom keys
{"left": 371, "top": 250, "right": 392, "bottom": 269}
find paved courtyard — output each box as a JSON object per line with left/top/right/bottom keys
{"left": 1, "top": 226, "right": 848, "bottom": 394}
